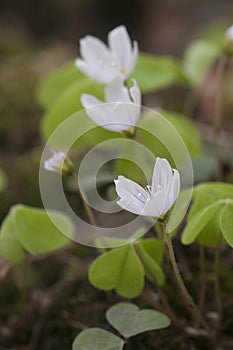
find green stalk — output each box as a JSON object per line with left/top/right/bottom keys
{"left": 214, "top": 239, "right": 222, "bottom": 326}
{"left": 199, "top": 245, "right": 207, "bottom": 315}
{"left": 163, "top": 222, "right": 214, "bottom": 340}
{"left": 73, "top": 172, "right": 97, "bottom": 227}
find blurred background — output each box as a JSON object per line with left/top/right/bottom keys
{"left": 0, "top": 1, "right": 233, "bottom": 349}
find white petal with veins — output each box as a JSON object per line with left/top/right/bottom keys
{"left": 114, "top": 158, "right": 181, "bottom": 218}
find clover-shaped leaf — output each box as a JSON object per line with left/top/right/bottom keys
{"left": 88, "top": 245, "right": 144, "bottom": 298}
{"left": 37, "top": 62, "right": 86, "bottom": 109}
{"left": 132, "top": 53, "right": 186, "bottom": 93}
{"left": 181, "top": 183, "right": 233, "bottom": 246}
{"left": 0, "top": 207, "right": 25, "bottom": 264}
{"left": 72, "top": 328, "right": 124, "bottom": 350}
{"left": 15, "top": 206, "right": 71, "bottom": 254}
{"left": 181, "top": 200, "right": 224, "bottom": 245}
{"left": 0, "top": 205, "right": 72, "bottom": 263}
{"left": 106, "top": 303, "right": 171, "bottom": 338}
{"left": 220, "top": 202, "right": 233, "bottom": 248}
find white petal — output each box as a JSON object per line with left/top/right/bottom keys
{"left": 105, "top": 78, "right": 130, "bottom": 103}
{"left": 129, "top": 79, "right": 141, "bottom": 105}
{"left": 81, "top": 95, "right": 128, "bottom": 132}
{"left": 75, "top": 58, "right": 118, "bottom": 84}
{"left": 75, "top": 59, "right": 93, "bottom": 77}
{"left": 81, "top": 94, "right": 103, "bottom": 109}
{"left": 144, "top": 191, "right": 167, "bottom": 217}
{"left": 151, "top": 158, "right": 172, "bottom": 195}
{"left": 81, "top": 94, "right": 110, "bottom": 126}
{"left": 125, "top": 41, "right": 138, "bottom": 76}
{"left": 108, "top": 25, "right": 132, "bottom": 68}
{"left": 170, "top": 169, "right": 180, "bottom": 202}
{"left": 44, "top": 151, "right": 66, "bottom": 172}
{"left": 116, "top": 197, "right": 145, "bottom": 215}
{"left": 80, "top": 36, "right": 111, "bottom": 65}
{"left": 114, "top": 175, "right": 148, "bottom": 214}
{"left": 110, "top": 102, "right": 140, "bottom": 129}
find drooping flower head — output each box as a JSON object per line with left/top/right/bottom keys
{"left": 114, "top": 157, "right": 180, "bottom": 217}
{"left": 81, "top": 78, "right": 141, "bottom": 132}
{"left": 44, "top": 151, "right": 74, "bottom": 175}
{"left": 76, "top": 25, "right": 138, "bottom": 84}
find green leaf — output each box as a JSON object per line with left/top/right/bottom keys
{"left": 88, "top": 245, "right": 145, "bottom": 298}
{"left": 182, "top": 183, "right": 233, "bottom": 246}
{"left": 132, "top": 52, "right": 187, "bottom": 93}
{"left": 189, "top": 183, "right": 233, "bottom": 219}
{"left": 161, "top": 110, "right": 202, "bottom": 156}
{"left": 136, "top": 110, "right": 202, "bottom": 164}
{"left": 220, "top": 202, "right": 233, "bottom": 247}
{"left": 0, "top": 206, "right": 25, "bottom": 263}
{"left": 106, "top": 303, "right": 170, "bottom": 339}
{"left": 135, "top": 242, "right": 165, "bottom": 286}
{"left": 15, "top": 205, "right": 72, "bottom": 254}
{"left": 37, "top": 62, "right": 86, "bottom": 108}
{"left": 196, "top": 213, "right": 222, "bottom": 246}
{"left": 183, "top": 39, "right": 221, "bottom": 86}
{"left": 40, "top": 79, "right": 104, "bottom": 141}
{"left": 72, "top": 328, "right": 124, "bottom": 350}
{"left": 139, "top": 238, "right": 163, "bottom": 264}
{"left": 0, "top": 168, "right": 7, "bottom": 192}
{"left": 181, "top": 201, "right": 224, "bottom": 245}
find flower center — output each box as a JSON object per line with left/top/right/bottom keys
{"left": 119, "top": 66, "right": 126, "bottom": 75}
{"left": 111, "top": 58, "right": 126, "bottom": 75}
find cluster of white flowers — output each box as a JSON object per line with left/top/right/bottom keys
{"left": 44, "top": 26, "right": 181, "bottom": 219}
{"left": 78, "top": 25, "right": 141, "bottom": 133}
{"left": 75, "top": 25, "right": 180, "bottom": 217}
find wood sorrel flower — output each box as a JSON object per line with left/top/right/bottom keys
{"left": 81, "top": 78, "right": 141, "bottom": 132}
{"left": 44, "top": 151, "right": 74, "bottom": 175}
{"left": 114, "top": 157, "right": 180, "bottom": 217}
{"left": 75, "top": 25, "right": 138, "bottom": 84}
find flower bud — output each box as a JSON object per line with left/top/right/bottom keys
{"left": 44, "top": 151, "right": 74, "bottom": 176}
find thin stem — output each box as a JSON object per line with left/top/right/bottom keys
{"left": 163, "top": 223, "right": 214, "bottom": 340}
{"left": 73, "top": 172, "right": 97, "bottom": 226}
{"left": 213, "top": 55, "right": 227, "bottom": 181}
{"left": 199, "top": 245, "right": 207, "bottom": 316}
{"left": 134, "top": 243, "right": 181, "bottom": 328}
{"left": 214, "top": 239, "right": 222, "bottom": 325}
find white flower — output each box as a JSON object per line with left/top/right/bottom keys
{"left": 75, "top": 25, "right": 138, "bottom": 84}
{"left": 114, "top": 157, "right": 180, "bottom": 217}
{"left": 81, "top": 78, "right": 141, "bottom": 132}
{"left": 225, "top": 25, "right": 233, "bottom": 43}
{"left": 44, "top": 151, "right": 73, "bottom": 175}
